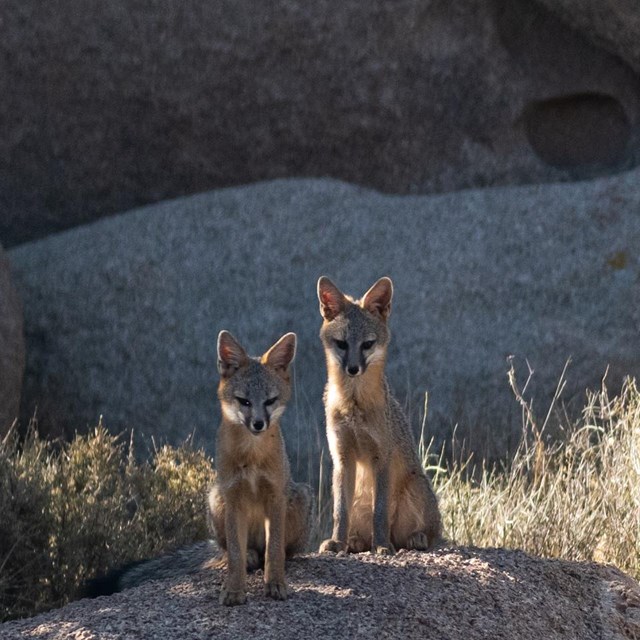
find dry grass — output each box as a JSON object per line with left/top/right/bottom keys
{"left": 423, "top": 374, "right": 640, "bottom": 581}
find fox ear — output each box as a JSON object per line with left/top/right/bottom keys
{"left": 362, "top": 277, "right": 393, "bottom": 320}
{"left": 262, "top": 332, "right": 297, "bottom": 374}
{"left": 217, "top": 330, "right": 249, "bottom": 378}
{"left": 317, "top": 276, "right": 346, "bottom": 321}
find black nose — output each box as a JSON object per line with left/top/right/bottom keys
{"left": 252, "top": 420, "right": 265, "bottom": 431}
{"left": 347, "top": 366, "right": 360, "bottom": 376}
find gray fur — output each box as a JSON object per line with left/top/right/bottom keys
{"left": 119, "top": 540, "right": 220, "bottom": 591}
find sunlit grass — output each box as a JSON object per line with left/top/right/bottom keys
{"left": 423, "top": 373, "right": 640, "bottom": 580}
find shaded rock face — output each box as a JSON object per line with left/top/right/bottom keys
{"left": 1, "top": 548, "right": 639, "bottom": 639}
{"left": 0, "top": 245, "right": 24, "bottom": 435}
{"left": 538, "top": 0, "right": 640, "bottom": 75}
{"left": 2, "top": 0, "right": 640, "bottom": 247}
{"left": 523, "top": 93, "right": 632, "bottom": 168}
{"left": 8, "top": 173, "right": 640, "bottom": 469}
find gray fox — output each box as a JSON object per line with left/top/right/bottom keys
{"left": 83, "top": 331, "right": 312, "bottom": 604}
{"left": 208, "top": 330, "right": 313, "bottom": 605}
{"left": 317, "top": 276, "right": 441, "bottom": 555}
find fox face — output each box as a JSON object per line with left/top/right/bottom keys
{"left": 317, "top": 276, "right": 392, "bottom": 377}
{"left": 217, "top": 331, "right": 296, "bottom": 434}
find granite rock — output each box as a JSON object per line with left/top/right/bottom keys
{"left": 2, "top": 0, "right": 640, "bottom": 246}
{"left": 1, "top": 548, "right": 639, "bottom": 640}
{"left": 8, "top": 173, "right": 640, "bottom": 467}
{"left": 0, "top": 243, "right": 24, "bottom": 435}
{"left": 538, "top": 0, "right": 640, "bottom": 74}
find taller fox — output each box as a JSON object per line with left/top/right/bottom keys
{"left": 317, "top": 276, "right": 441, "bottom": 555}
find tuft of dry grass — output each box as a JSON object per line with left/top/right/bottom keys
{"left": 423, "top": 374, "right": 640, "bottom": 581}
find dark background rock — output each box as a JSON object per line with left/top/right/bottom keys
{"left": 0, "top": 244, "right": 25, "bottom": 435}
{"left": 2, "top": 0, "right": 640, "bottom": 247}
{"left": 8, "top": 173, "right": 640, "bottom": 476}
{"left": 538, "top": 0, "right": 640, "bottom": 74}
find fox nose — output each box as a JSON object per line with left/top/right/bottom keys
{"left": 347, "top": 366, "right": 360, "bottom": 376}
{"left": 252, "top": 420, "right": 265, "bottom": 431}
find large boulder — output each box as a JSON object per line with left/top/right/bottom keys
{"left": 0, "top": 244, "right": 24, "bottom": 435}
{"left": 8, "top": 172, "right": 640, "bottom": 468}
{"left": 1, "top": 548, "right": 639, "bottom": 639}
{"left": 538, "top": 0, "right": 640, "bottom": 74}
{"left": 2, "top": 0, "right": 640, "bottom": 246}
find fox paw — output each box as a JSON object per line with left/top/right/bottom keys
{"left": 319, "top": 538, "right": 348, "bottom": 554}
{"left": 347, "top": 536, "right": 368, "bottom": 554}
{"left": 220, "top": 587, "right": 247, "bottom": 606}
{"left": 374, "top": 543, "right": 396, "bottom": 556}
{"left": 406, "top": 531, "right": 430, "bottom": 551}
{"left": 264, "top": 581, "right": 288, "bottom": 601}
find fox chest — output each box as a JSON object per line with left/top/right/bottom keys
{"left": 218, "top": 446, "right": 284, "bottom": 500}
{"left": 217, "top": 428, "right": 286, "bottom": 498}
{"left": 223, "top": 463, "right": 284, "bottom": 500}
{"left": 326, "top": 403, "right": 388, "bottom": 462}
{"left": 236, "top": 465, "right": 266, "bottom": 496}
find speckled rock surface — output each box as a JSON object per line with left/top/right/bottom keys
{"left": 538, "top": 0, "right": 640, "bottom": 74}
{"left": 1, "top": 548, "right": 639, "bottom": 639}
{"left": 2, "top": 0, "right": 640, "bottom": 246}
{"left": 0, "top": 243, "right": 24, "bottom": 435}
{"left": 8, "top": 172, "right": 640, "bottom": 465}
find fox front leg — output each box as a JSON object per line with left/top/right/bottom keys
{"left": 264, "top": 497, "right": 288, "bottom": 601}
{"left": 319, "top": 458, "right": 355, "bottom": 554}
{"left": 372, "top": 464, "right": 395, "bottom": 555}
{"left": 220, "top": 503, "right": 248, "bottom": 606}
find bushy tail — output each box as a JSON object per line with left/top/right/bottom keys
{"left": 82, "top": 540, "right": 221, "bottom": 598}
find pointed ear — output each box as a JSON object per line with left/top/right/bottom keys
{"left": 262, "top": 332, "right": 297, "bottom": 374}
{"left": 217, "top": 330, "right": 249, "bottom": 378}
{"left": 317, "top": 276, "right": 346, "bottom": 321}
{"left": 361, "top": 277, "right": 393, "bottom": 320}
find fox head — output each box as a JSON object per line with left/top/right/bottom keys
{"left": 317, "top": 276, "right": 392, "bottom": 378}
{"left": 217, "top": 330, "right": 296, "bottom": 435}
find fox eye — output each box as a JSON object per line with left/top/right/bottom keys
{"left": 335, "top": 340, "right": 348, "bottom": 351}
{"left": 264, "top": 396, "right": 278, "bottom": 407}
{"left": 235, "top": 397, "right": 251, "bottom": 407}
{"left": 362, "top": 340, "right": 376, "bottom": 350}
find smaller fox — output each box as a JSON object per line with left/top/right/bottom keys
{"left": 208, "top": 330, "right": 313, "bottom": 606}
{"left": 317, "top": 276, "right": 441, "bottom": 555}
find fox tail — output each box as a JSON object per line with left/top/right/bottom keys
{"left": 82, "top": 539, "right": 221, "bottom": 598}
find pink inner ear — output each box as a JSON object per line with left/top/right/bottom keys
{"left": 219, "top": 343, "right": 234, "bottom": 364}
{"left": 219, "top": 335, "right": 246, "bottom": 367}
{"left": 321, "top": 290, "right": 335, "bottom": 308}
{"left": 266, "top": 339, "right": 295, "bottom": 370}
{"left": 321, "top": 287, "right": 344, "bottom": 316}
{"left": 363, "top": 280, "right": 392, "bottom": 317}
